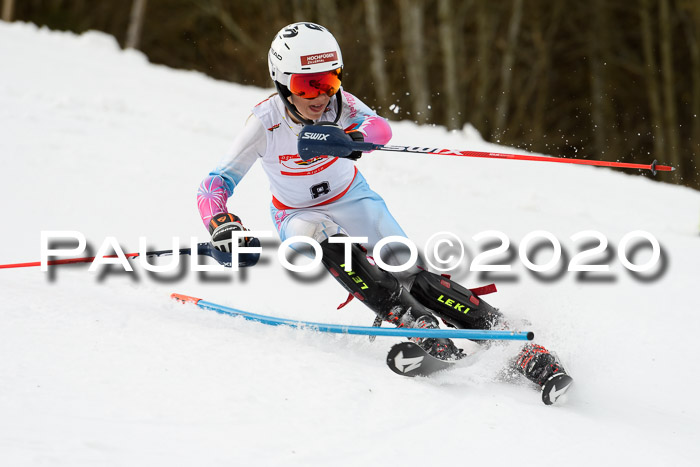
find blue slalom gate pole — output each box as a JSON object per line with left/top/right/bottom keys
{"left": 171, "top": 293, "right": 534, "bottom": 341}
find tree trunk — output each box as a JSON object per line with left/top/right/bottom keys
{"left": 493, "top": 0, "right": 523, "bottom": 138}
{"left": 2, "top": 0, "right": 15, "bottom": 21}
{"left": 199, "top": 0, "right": 257, "bottom": 53}
{"left": 398, "top": 0, "right": 431, "bottom": 124}
{"left": 292, "top": 0, "right": 312, "bottom": 24}
{"left": 679, "top": 3, "right": 700, "bottom": 184}
{"left": 363, "top": 0, "right": 389, "bottom": 113}
{"left": 534, "top": 1, "right": 565, "bottom": 152}
{"left": 438, "top": 0, "right": 460, "bottom": 130}
{"left": 125, "top": 0, "right": 148, "bottom": 50}
{"left": 474, "top": 0, "right": 494, "bottom": 137}
{"left": 659, "top": 0, "right": 682, "bottom": 171}
{"left": 317, "top": 0, "right": 340, "bottom": 38}
{"left": 640, "top": 0, "right": 665, "bottom": 163}
{"left": 589, "top": 0, "right": 612, "bottom": 159}
{"left": 454, "top": 0, "right": 473, "bottom": 129}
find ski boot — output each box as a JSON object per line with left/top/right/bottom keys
{"left": 416, "top": 336, "right": 464, "bottom": 361}
{"left": 408, "top": 269, "right": 572, "bottom": 401}
{"left": 387, "top": 310, "right": 464, "bottom": 361}
{"left": 513, "top": 343, "right": 573, "bottom": 405}
{"left": 408, "top": 269, "right": 503, "bottom": 331}
{"left": 320, "top": 235, "right": 463, "bottom": 361}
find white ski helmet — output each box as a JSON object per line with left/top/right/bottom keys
{"left": 268, "top": 22, "right": 344, "bottom": 124}
{"left": 268, "top": 22, "right": 343, "bottom": 87}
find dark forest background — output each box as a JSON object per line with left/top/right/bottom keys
{"left": 4, "top": 0, "right": 699, "bottom": 189}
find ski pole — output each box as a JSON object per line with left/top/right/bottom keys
{"left": 0, "top": 240, "right": 261, "bottom": 269}
{"left": 373, "top": 145, "right": 673, "bottom": 174}
{"left": 0, "top": 248, "right": 185, "bottom": 269}
{"left": 171, "top": 293, "right": 535, "bottom": 341}
{"left": 297, "top": 124, "right": 674, "bottom": 174}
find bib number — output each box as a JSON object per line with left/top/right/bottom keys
{"left": 310, "top": 181, "right": 331, "bottom": 199}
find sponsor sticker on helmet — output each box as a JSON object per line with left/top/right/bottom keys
{"left": 300, "top": 51, "right": 338, "bottom": 66}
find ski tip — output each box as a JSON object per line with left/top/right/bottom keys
{"left": 171, "top": 293, "right": 202, "bottom": 305}
{"left": 541, "top": 373, "right": 574, "bottom": 405}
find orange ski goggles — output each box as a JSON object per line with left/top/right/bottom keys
{"left": 289, "top": 68, "right": 342, "bottom": 99}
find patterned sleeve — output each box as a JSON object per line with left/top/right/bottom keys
{"left": 197, "top": 116, "right": 266, "bottom": 228}
{"left": 338, "top": 90, "right": 392, "bottom": 146}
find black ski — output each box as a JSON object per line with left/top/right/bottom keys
{"left": 541, "top": 373, "right": 574, "bottom": 405}
{"left": 386, "top": 341, "right": 459, "bottom": 377}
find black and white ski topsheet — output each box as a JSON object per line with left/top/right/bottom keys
{"left": 386, "top": 342, "right": 459, "bottom": 377}
{"left": 541, "top": 373, "right": 574, "bottom": 405}
{"left": 386, "top": 341, "right": 573, "bottom": 405}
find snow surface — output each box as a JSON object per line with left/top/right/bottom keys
{"left": 1, "top": 21, "right": 700, "bottom": 466}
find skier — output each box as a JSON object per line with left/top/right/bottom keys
{"left": 197, "top": 22, "right": 572, "bottom": 403}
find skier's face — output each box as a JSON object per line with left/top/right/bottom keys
{"left": 289, "top": 93, "right": 330, "bottom": 122}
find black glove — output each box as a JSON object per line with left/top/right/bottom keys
{"left": 208, "top": 213, "right": 249, "bottom": 252}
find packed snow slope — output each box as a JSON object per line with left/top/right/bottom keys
{"left": 2, "top": 22, "right": 700, "bottom": 467}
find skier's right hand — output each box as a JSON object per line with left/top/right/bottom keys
{"left": 208, "top": 212, "right": 249, "bottom": 252}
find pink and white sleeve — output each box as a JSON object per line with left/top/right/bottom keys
{"left": 340, "top": 90, "right": 392, "bottom": 147}
{"left": 197, "top": 116, "right": 266, "bottom": 229}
